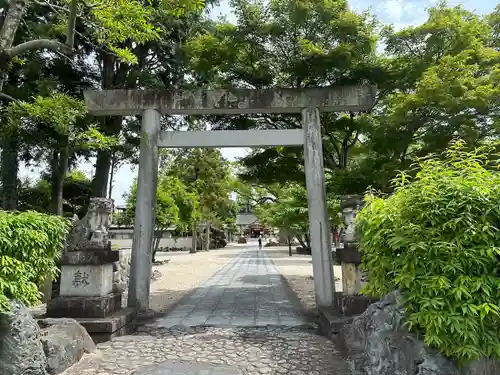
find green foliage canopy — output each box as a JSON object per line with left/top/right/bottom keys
{"left": 123, "top": 173, "right": 199, "bottom": 231}
{"left": 255, "top": 182, "right": 341, "bottom": 241}
{"left": 167, "top": 149, "right": 236, "bottom": 228}
{"left": 17, "top": 171, "right": 92, "bottom": 216}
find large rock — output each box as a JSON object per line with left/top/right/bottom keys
{"left": 341, "top": 291, "right": 500, "bottom": 375}
{"left": 459, "top": 358, "right": 500, "bottom": 375}
{"left": 38, "top": 318, "right": 96, "bottom": 375}
{"left": 0, "top": 301, "right": 48, "bottom": 375}
{"left": 340, "top": 291, "right": 459, "bottom": 375}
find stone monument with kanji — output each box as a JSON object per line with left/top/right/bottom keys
{"left": 47, "top": 197, "right": 135, "bottom": 342}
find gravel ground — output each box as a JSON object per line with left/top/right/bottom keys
{"left": 149, "top": 246, "right": 246, "bottom": 313}
{"left": 262, "top": 246, "right": 342, "bottom": 317}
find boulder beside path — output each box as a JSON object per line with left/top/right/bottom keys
{"left": 0, "top": 301, "right": 96, "bottom": 375}
{"left": 339, "top": 290, "right": 500, "bottom": 375}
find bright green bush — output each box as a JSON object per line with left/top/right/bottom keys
{"left": 357, "top": 141, "right": 500, "bottom": 363}
{"left": 0, "top": 211, "right": 70, "bottom": 312}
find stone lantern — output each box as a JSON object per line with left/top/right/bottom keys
{"left": 336, "top": 195, "right": 364, "bottom": 295}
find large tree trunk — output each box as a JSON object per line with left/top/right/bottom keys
{"left": 92, "top": 52, "right": 122, "bottom": 197}
{"left": 108, "top": 153, "right": 116, "bottom": 199}
{"left": 92, "top": 148, "right": 112, "bottom": 197}
{"left": 1, "top": 133, "right": 19, "bottom": 210}
{"left": 50, "top": 139, "right": 69, "bottom": 215}
{"left": 92, "top": 43, "right": 151, "bottom": 197}
{"left": 92, "top": 118, "right": 121, "bottom": 197}
{"left": 297, "top": 234, "right": 311, "bottom": 254}
{"left": 152, "top": 229, "right": 163, "bottom": 263}
{"left": 304, "top": 233, "right": 311, "bottom": 253}
{"left": 0, "top": 0, "right": 27, "bottom": 91}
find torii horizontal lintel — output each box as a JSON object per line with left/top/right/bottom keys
{"left": 83, "top": 85, "right": 377, "bottom": 116}
{"left": 158, "top": 129, "right": 304, "bottom": 148}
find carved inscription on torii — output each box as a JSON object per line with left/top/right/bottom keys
{"left": 84, "top": 85, "right": 377, "bottom": 116}
{"left": 149, "top": 87, "right": 367, "bottom": 112}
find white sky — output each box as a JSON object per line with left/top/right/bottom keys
{"left": 19, "top": 0, "right": 497, "bottom": 205}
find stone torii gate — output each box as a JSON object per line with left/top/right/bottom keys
{"left": 84, "top": 86, "right": 377, "bottom": 314}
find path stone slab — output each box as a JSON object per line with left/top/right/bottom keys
{"left": 152, "top": 248, "right": 308, "bottom": 328}
{"left": 133, "top": 360, "right": 242, "bottom": 375}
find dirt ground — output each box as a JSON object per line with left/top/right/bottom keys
{"left": 262, "top": 246, "right": 342, "bottom": 316}
{"left": 149, "top": 246, "right": 246, "bottom": 312}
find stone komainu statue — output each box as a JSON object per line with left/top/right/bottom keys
{"left": 65, "top": 198, "right": 114, "bottom": 253}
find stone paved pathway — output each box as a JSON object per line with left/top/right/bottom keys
{"left": 151, "top": 248, "right": 308, "bottom": 328}
{"left": 64, "top": 247, "right": 350, "bottom": 375}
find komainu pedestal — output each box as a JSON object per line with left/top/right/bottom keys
{"left": 47, "top": 198, "right": 135, "bottom": 342}
{"left": 335, "top": 195, "right": 375, "bottom": 317}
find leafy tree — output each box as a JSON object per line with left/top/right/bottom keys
{"left": 231, "top": 176, "right": 277, "bottom": 213}
{"left": 0, "top": 0, "right": 207, "bottom": 210}
{"left": 17, "top": 170, "right": 92, "bottom": 216}
{"left": 5, "top": 92, "right": 119, "bottom": 214}
{"left": 359, "top": 4, "right": 500, "bottom": 193}
{"left": 123, "top": 173, "right": 198, "bottom": 261}
{"left": 255, "top": 181, "right": 341, "bottom": 252}
{"left": 186, "top": 1, "right": 499, "bottom": 200}
{"left": 357, "top": 140, "right": 500, "bottom": 362}
{"left": 186, "top": 0, "right": 382, "bottom": 190}
{"left": 0, "top": 0, "right": 205, "bottom": 90}
{"left": 88, "top": 1, "right": 217, "bottom": 197}
{"left": 167, "top": 148, "right": 235, "bottom": 250}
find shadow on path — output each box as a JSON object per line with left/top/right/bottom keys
{"left": 147, "top": 248, "right": 312, "bottom": 329}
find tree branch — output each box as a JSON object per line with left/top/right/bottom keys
{"left": 65, "top": 0, "right": 78, "bottom": 49}
{"left": 0, "top": 0, "right": 28, "bottom": 51}
{"left": 0, "top": 91, "right": 26, "bottom": 111}
{"left": 322, "top": 118, "right": 342, "bottom": 164}
{"left": 8, "top": 39, "right": 69, "bottom": 58}
{"left": 347, "top": 113, "right": 359, "bottom": 148}
{"left": 0, "top": 91, "right": 17, "bottom": 102}
{"left": 33, "top": 0, "right": 71, "bottom": 13}
{"left": 348, "top": 129, "right": 360, "bottom": 148}
{"left": 323, "top": 152, "right": 339, "bottom": 170}
{"left": 327, "top": 133, "right": 342, "bottom": 162}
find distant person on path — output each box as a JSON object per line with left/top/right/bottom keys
{"left": 258, "top": 234, "right": 262, "bottom": 249}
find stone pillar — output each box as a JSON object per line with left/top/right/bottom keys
{"left": 190, "top": 223, "right": 197, "bottom": 253}
{"left": 128, "top": 109, "right": 160, "bottom": 312}
{"left": 205, "top": 223, "right": 211, "bottom": 251}
{"left": 39, "top": 272, "right": 52, "bottom": 303}
{"left": 338, "top": 195, "right": 364, "bottom": 295}
{"left": 302, "top": 107, "right": 336, "bottom": 308}
{"left": 47, "top": 198, "right": 135, "bottom": 342}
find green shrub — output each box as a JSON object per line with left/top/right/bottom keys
{"left": 357, "top": 141, "right": 500, "bottom": 363}
{"left": 0, "top": 211, "right": 70, "bottom": 312}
